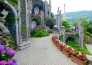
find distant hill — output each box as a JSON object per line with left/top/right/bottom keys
{"left": 55, "top": 10, "right": 92, "bottom": 25}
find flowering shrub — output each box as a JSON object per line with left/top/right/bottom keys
{"left": 72, "top": 50, "right": 79, "bottom": 56}
{"left": 0, "top": 44, "right": 18, "bottom": 65}
{"left": 30, "top": 25, "right": 49, "bottom": 37}
{"left": 75, "top": 52, "right": 87, "bottom": 61}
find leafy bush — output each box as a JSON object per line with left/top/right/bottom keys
{"left": 62, "top": 21, "right": 70, "bottom": 28}
{"left": 7, "top": 0, "right": 18, "bottom": 6}
{"left": 87, "top": 24, "right": 92, "bottom": 34}
{"left": 30, "top": 26, "right": 49, "bottom": 37}
{"left": 84, "top": 31, "right": 92, "bottom": 37}
{"left": 59, "top": 35, "right": 63, "bottom": 40}
{"left": 67, "top": 41, "right": 91, "bottom": 55}
{"left": 66, "top": 28, "right": 72, "bottom": 32}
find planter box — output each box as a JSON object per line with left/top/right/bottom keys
{"left": 57, "top": 44, "right": 63, "bottom": 51}
{"left": 71, "top": 55, "right": 87, "bottom": 65}
{"left": 62, "top": 49, "right": 71, "bottom": 57}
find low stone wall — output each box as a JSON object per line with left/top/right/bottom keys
{"left": 84, "top": 34, "right": 92, "bottom": 44}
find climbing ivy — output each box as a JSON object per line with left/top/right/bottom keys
{"left": 7, "top": 0, "right": 18, "bottom": 6}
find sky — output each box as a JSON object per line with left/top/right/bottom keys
{"left": 43, "top": 0, "right": 92, "bottom": 14}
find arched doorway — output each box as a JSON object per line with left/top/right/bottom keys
{"left": 31, "top": 18, "right": 40, "bottom": 29}
{"left": 66, "top": 36, "right": 75, "bottom": 43}
{"left": 0, "top": 1, "right": 17, "bottom": 49}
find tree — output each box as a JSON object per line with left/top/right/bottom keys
{"left": 87, "top": 20, "right": 92, "bottom": 34}
{"left": 73, "top": 18, "right": 89, "bottom": 31}
{"left": 62, "top": 21, "right": 70, "bottom": 28}
{"left": 51, "top": 12, "right": 55, "bottom": 19}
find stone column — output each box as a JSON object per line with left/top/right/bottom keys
{"left": 44, "top": 1, "right": 48, "bottom": 18}
{"left": 48, "top": 4, "right": 51, "bottom": 18}
{"left": 79, "top": 27, "right": 84, "bottom": 48}
{"left": 18, "top": 0, "right": 30, "bottom": 50}
{"left": 48, "top": 0, "right": 51, "bottom": 18}
{"left": 78, "top": 21, "right": 84, "bottom": 48}
{"left": 27, "top": 0, "right": 32, "bottom": 37}
{"left": 40, "top": 10, "right": 44, "bottom": 26}
{"left": 56, "top": 10, "right": 62, "bottom": 31}
{"left": 62, "top": 26, "right": 65, "bottom": 43}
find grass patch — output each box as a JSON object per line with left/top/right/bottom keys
{"left": 67, "top": 41, "right": 91, "bottom": 55}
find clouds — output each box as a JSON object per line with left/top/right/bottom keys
{"left": 47, "top": 0, "right": 92, "bottom": 14}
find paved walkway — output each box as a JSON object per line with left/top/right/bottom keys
{"left": 14, "top": 35, "right": 77, "bottom": 65}
{"left": 86, "top": 44, "right": 92, "bottom": 54}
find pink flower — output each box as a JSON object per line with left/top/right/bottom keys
{"left": 7, "top": 60, "right": 13, "bottom": 65}
{"left": 0, "top": 60, "right": 7, "bottom": 65}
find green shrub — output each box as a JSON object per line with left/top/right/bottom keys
{"left": 7, "top": 0, "right": 18, "bottom": 6}
{"left": 30, "top": 28, "right": 49, "bottom": 37}
{"left": 84, "top": 31, "right": 91, "bottom": 36}
{"left": 59, "top": 35, "right": 63, "bottom": 40}
{"left": 67, "top": 41, "right": 91, "bottom": 55}
{"left": 66, "top": 28, "right": 72, "bottom": 32}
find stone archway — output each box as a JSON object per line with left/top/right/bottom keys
{"left": 32, "top": 18, "right": 40, "bottom": 25}
{"left": 0, "top": 1, "right": 18, "bottom": 49}
{"left": 65, "top": 34, "right": 78, "bottom": 43}
{"left": 66, "top": 35, "right": 76, "bottom": 43}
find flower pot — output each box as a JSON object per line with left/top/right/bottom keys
{"left": 57, "top": 44, "right": 64, "bottom": 51}
{"left": 71, "top": 55, "right": 87, "bottom": 65}
{"left": 62, "top": 49, "right": 71, "bottom": 57}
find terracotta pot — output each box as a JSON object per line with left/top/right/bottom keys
{"left": 71, "top": 55, "right": 87, "bottom": 65}
{"left": 57, "top": 44, "right": 64, "bottom": 51}
{"left": 62, "top": 49, "right": 71, "bottom": 57}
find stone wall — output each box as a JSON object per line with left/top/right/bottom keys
{"left": 84, "top": 34, "right": 92, "bottom": 44}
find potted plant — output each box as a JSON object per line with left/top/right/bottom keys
{"left": 0, "top": 44, "right": 18, "bottom": 65}
{"left": 62, "top": 45, "right": 72, "bottom": 57}
{"left": 71, "top": 51, "right": 88, "bottom": 65}
{"left": 57, "top": 42, "right": 64, "bottom": 51}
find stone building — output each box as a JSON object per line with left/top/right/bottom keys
{"left": 32, "top": 0, "right": 51, "bottom": 18}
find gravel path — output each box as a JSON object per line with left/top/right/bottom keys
{"left": 14, "top": 35, "right": 77, "bottom": 65}
{"left": 86, "top": 44, "right": 92, "bottom": 54}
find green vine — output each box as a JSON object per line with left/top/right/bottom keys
{"left": 7, "top": 0, "right": 18, "bottom": 6}
{"left": 6, "top": 16, "right": 15, "bottom": 23}
{"left": 21, "top": 26, "right": 26, "bottom": 32}
{"left": 75, "top": 33, "right": 79, "bottom": 38}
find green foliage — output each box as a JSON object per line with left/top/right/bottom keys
{"left": 67, "top": 41, "right": 91, "bottom": 55}
{"left": 30, "top": 29, "right": 49, "bottom": 37}
{"left": 31, "top": 15, "right": 41, "bottom": 25}
{"left": 62, "top": 21, "right": 70, "bottom": 28}
{"left": 45, "top": 19, "right": 54, "bottom": 29}
{"left": 21, "top": 26, "right": 26, "bottom": 32}
{"left": 87, "top": 20, "right": 92, "bottom": 34}
{"left": 66, "top": 28, "right": 72, "bottom": 32}
{"left": 59, "top": 35, "right": 63, "bottom": 40}
{"left": 81, "top": 19, "right": 89, "bottom": 31}
{"left": 1, "top": 54, "right": 14, "bottom": 61}
{"left": 65, "top": 11, "right": 92, "bottom": 25}
{"left": 84, "top": 31, "right": 92, "bottom": 37}
{"left": 7, "top": 0, "right": 18, "bottom": 6}
{"left": 73, "top": 19, "right": 89, "bottom": 31}
{"left": 6, "top": 16, "right": 15, "bottom": 23}
{"left": 75, "top": 33, "right": 79, "bottom": 38}
{"left": 51, "top": 12, "right": 55, "bottom": 19}
{"left": 8, "top": 35, "right": 17, "bottom": 49}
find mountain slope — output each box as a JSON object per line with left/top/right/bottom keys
{"left": 54, "top": 10, "right": 92, "bottom": 25}
{"left": 63, "top": 10, "right": 92, "bottom": 25}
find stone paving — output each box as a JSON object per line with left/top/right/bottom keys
{"left": 86, "top": 44, "right": 92, "bottom": 54}
{"left": 14, "top": 35, "right": 77, "bottom": 65}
